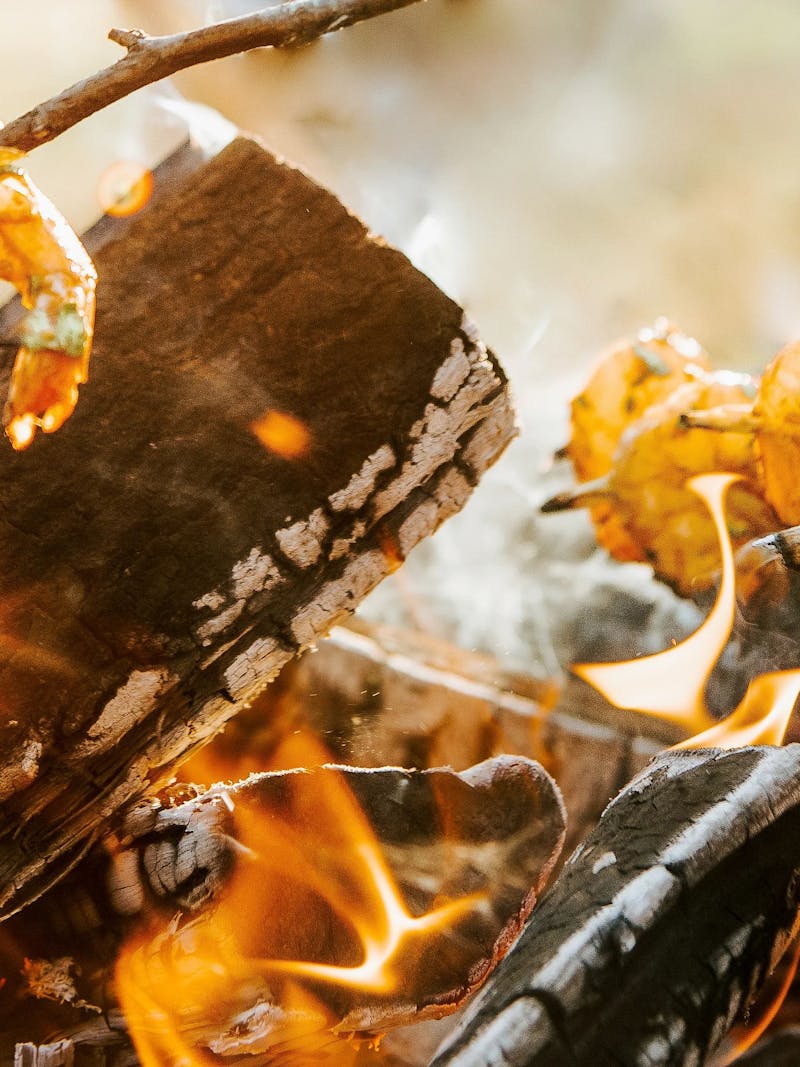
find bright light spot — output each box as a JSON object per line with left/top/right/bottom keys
{"left": 250, "top": 410, "right": 311, "bottom": 459}
{"left": 6, "top": 414, "right": 35, "bottom": 451}
{"left": 98, "top": 161, "right": 154, "bottom": 218}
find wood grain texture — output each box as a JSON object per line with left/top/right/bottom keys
{"left": 0, "top": 135, "right": 515, "bottom": 919}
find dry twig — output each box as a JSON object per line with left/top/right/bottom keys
{"left": 0, "top": 0, "right": 424, "bottom": 153}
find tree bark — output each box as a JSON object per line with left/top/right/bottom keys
{"left": 0, "top": 134, "right": 515, "bottom": 920}
{"left": 431, "top": 745, "right": 800, "bottom": 1067}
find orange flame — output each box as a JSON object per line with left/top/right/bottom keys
{"left": 97, "top": 161, "right": 153, "bottom": 218}
{"left": 573, "top": 473, "right": 737, "bottom": 732}
{"left": 572, "top": 471, "right": 800, "bottom": 747}
{"left": 675, "top": 669, "right": 800, "bottom": 750}
{"left": 116, "top": 736, "right": 485, "bottom": 1064}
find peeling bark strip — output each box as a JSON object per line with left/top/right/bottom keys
{"left": 432, "top": 746, "right": 800, "bottom": 1067}
{"left": 0, "top": 135, "right": 516, "bottom": 919}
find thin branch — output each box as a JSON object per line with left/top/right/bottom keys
{"left": 0, "top": 0, "right": 424, "bottom": 153}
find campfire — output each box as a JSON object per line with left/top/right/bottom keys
{"left": 2, "top": 6, "right": 800, "bottom": 1067}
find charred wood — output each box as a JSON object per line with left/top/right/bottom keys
{"left": 431, "top": 745, "right": 800, "bottom": 1067}
{"left": 0, "top": 135, "right": 515, "bottom": 920}
{"left": 203, "top": 619, "right": 662, "bottom": 856}
{"left": 0, "top": 757, "right": 564, "bottom": 1061}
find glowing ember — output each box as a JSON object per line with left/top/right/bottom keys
{"left": 377, "top": 526, "right": 404, "bottom": 573}
{"left": 97, "top": 160, "right": 154, "bottom": 217}
{"left": 0, "top": 147, "right": 96, "bottom": 448}
{"left": 250, "top": 409, "right": 311, "bottom": 459}
{"left": 6, "top": 414, "right": 34, "bottom": 450}
{"left": 573, "top": 473, "right": 737, "bottom": 732}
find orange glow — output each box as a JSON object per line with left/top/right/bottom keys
{"left": 573, "top": 473, "right": 737, "bottom": 732}
{"left": 97, "top": 161, "right": 154, "bottom": 217}
{"left": 1, "top": 150, "right": 96, "bottom": 448}
{"left": 250, "top": 410, "right": 311, "bottom": 459}
{"left": 719, "top": 936, "right": 800, "bottom": 1065}
{"left": 6, "top": 414, "right": 34, "bottom": 451}
{"left": 674, "top": 670, "right": 800, "bottom": 750}
{"left": 377, "top": 526, "right": 403, "bottom": 573}
{"left": 116, "top": 735, "right": 487, "bottom": 1064}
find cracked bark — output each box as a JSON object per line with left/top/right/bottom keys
{"left": 431, "top": 745, "right": 800, "bottom": 1067}
{"left": 0, "top": 134, "right": 515, "bottom": 921}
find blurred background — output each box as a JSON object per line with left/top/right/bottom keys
{"left": 3, "top": 0, "right": 800, "bottom": 679}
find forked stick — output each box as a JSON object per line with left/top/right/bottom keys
{"left": 0, "top": 0, "right": 423, "bottom": 153}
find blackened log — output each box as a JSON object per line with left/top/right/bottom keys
{"left": 0, "top": 135, "right": 515, "bottom": 919}
{"left": 431, "top": 745, "right": 800, "bottom": 1067}
{"left": 0, "top": 757, "right": 564, "bottom": 1061}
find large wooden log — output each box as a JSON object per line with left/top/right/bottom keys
{"left": 0, "top": 135, "right": 515, "bottom": 919}
{"left": 431, "top": 746, "right": 800, "bottom": 1067}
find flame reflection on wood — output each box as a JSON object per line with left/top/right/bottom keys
{"left": 97, "top": 160, "right": 153, "bottom": 218}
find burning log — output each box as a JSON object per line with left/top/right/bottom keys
{"left": 0, "top": 755, "right": 565, "bottom": 1062}
{"left": 0, "top": 134, "right": 515, "bottom": 920}
{"left": 431, "top": 745, "right": 800, "bottom": 1067}
{"left": 197, "top": 618, "right": 662, "bottom": 856}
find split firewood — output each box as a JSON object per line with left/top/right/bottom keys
{"left": 0, "top": 756, "right": 565, "bottom": 1063}
{"left": 0, "top": 134, "right": 516, "bottom": 921}
{"left": 431, "top": 745, "right": 800, "bottom": 1067}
